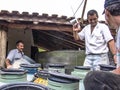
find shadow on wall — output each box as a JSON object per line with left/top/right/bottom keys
{"left": 35, "top": 50, "right": 85, "bottom": 73}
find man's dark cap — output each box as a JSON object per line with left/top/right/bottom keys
{"left": 103, "top": 0, "right": 120, "bottom": 14}
{"left": 104, "top": 0, "right": 120, "bottom": 8}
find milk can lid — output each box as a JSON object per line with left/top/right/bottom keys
{"left": 75, "top": 66, "right": 91, "bottom": 70}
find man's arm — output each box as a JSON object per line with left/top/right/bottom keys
{"left": 5, "top": 59, "right": 12, "bottom": 69}
{"left": 73, "top": 23, "right": 81, "bottom": 40}
{"left": 108, "top": 39, "right": 117, "bottom": 64}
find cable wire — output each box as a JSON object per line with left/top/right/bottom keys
{"left": 73, "top": 0, "right": 84, "bottom": 17}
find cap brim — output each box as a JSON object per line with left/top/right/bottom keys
{"left": 102, "top": 9, "right": 105, "bottom": 14}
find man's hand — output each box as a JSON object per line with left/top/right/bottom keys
{"left": 112, "top": 66, "right": 120, "bottom": 75}
{"left": 7, "top": 65, "right": 12, "bottom": 69}
{"left": 72, "top": 23, "right": 81, "bottom": 40}
{"left": 113, "top": 54, "right": 117, "bottom": 65}
{"left": 73, "top": 23, "right": 81, "bottom": 32}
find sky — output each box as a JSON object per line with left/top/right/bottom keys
{"left": 0, "top": 0, "right": 105, "bottom": 21}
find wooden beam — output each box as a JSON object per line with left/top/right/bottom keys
{"left": 1, "top": 23, "right": 73, "bottom": 32}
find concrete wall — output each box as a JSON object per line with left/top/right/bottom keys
{"left": 35, "top": 50, "right": 85, "bottom": 74}
{"left": 7, "top": 28, "right": 34, "bottom": 57}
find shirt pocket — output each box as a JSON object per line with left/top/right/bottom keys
{"left": 95, "top": 34, "right": 104, "bottom": 44}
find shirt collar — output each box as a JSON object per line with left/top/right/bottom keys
{"left": 16, "top": 49, "right": 24, "bottom": 54}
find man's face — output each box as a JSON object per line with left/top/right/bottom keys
{"left": 17, "top": 42, "right": 24, "bottom": 52}
{"left": 88, "top": 14, "right": 98, "bottom": 27}
{"left": 105, "top": 9, "right": 118, "bottom": 29}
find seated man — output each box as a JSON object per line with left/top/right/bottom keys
{"left": 5, "top": 40, "right": 35, "bottom": 69}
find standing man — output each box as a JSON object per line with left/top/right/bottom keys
{"left": 84, "top": 1, "right": 120, "bottom": 90}
{"left": 5, "top": 40, "right": 30, "bottom": 69}
{"left": 73, "top": 9, "right": 116, "bottom": 70}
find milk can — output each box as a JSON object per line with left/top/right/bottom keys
{"left": 47, "top": 63, "right": 65, "bottom": 73}
{"left": 20, "top": 63, "right": 41, "bottom": 81}
{"left": 34, "top": 70, "right": 49, "bottom": 86}
{"left": 0, "top": 69, "right": 27, "bottom": 86}
{"left": 48, "top": 72, "right": 80, "bottom": 90}
{"left": 71, "top": 66, "right": 91, "bottom": 90}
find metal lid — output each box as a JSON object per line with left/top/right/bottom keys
{"left": 48, "top": 72, "right": 80, "bottom": 83}
{"left": 75, "top": 66, "right": 91, "bottom": 70}
{"left": 99, "top": 64, "right": 116, "bottom": 71}
{"left": 0, "top": 82, "right": 49, "bottom": 90}
{"left": 0, "top": 69, "right": 26, "bottom": 75}
{"left": 48, "top": 63, "right": 65, "bottom": 68}
{"left": 37, "top": 70, "right": 49, "bottom": 77}
{"left": 20, "top": 63, "right": 41, "bottom": 68}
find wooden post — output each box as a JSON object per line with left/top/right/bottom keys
{"left": 81, "top": 0, "right": 87, "bottom": 23}
{"left": 0, "top": 25, "right": 7, "bottom": 67}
